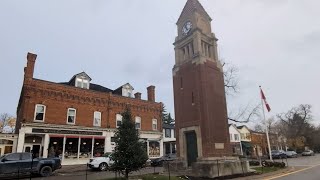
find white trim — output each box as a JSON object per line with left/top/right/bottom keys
{"left": 34, "top": 104, "right": 46, "bottom": 122}
{"left": 116, "top": 114, "right": 122, "bottom": 128}
{"left": 67, "top": 108, "right": 76, "bottom": 125}
{"left": 135, "top": 116, "right": 141, "bottom": 129}
{"left": 93, "top": 111, "right": 101, "bottom": 127}
{"left": 152, "top": 119, "right": 157, "bottom": 131}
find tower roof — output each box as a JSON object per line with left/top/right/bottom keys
{"left": 177, "top": 0, "right": 212, "bottom": 24}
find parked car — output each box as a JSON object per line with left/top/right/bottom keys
{"left": 302, "top": 150, "right": 315, "bottom": 156}
{"left": 0, "top": 152, "right": 61, "bottom": 178}
{"left": 88, "top": 153, "right": 114, "bottom": 171}
{"left": 271, "top": 150, "right": 287, "bottom": 159}
{"left": 151, "top": 154, "right": 177, "bottom": 167}
{"left": 285, "top": 151, "right": 298, "bottom": 158}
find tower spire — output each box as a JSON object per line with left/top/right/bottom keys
{"left": 177, "top": 0, "right": 212, "bottom": 24}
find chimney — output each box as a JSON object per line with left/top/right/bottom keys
{"left": 25, "top": 52, "right": 37, "bottom": 79}
{"left": 147, "top": 85, "right": 155, "bottom": 102}
{"left": 134, "top": 92, "right": 142, "bottom": 100}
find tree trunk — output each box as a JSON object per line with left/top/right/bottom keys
{"left": 125, "top": 169, "right": 129, "bottom": 180}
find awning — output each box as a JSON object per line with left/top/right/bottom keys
{"left": 241, "top": 141, "right": 252, "bottom": 148}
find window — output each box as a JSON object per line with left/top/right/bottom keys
{"left": 234, "top": 134, "right": 239, "bottom": 141}
{"left": 67, "top": 108, "right": 76, "bottom": 124}
{"left": 135, "top": 117, "right": 141, "bottom": 129}
{"left": 34, "top": 104, "right": 46, "bottom": 121}
{"left": 5, "top": 153, "right": 20, "bottom": 161}
{"left": 241, "top": 133, "right": 245, "bottom": 139}
{"left": 21, "top": 153, "right": 32, "bottom": 160}
{"left": 152, "top": 119, "right": 157, "bottom": 130}
{"left": 93, "top": 111, "right": 101, "bottom": 127}
{"left": 75, "top": 78, "right": 89, "bottom": 89}
{"left": 165, "top": 129, "right": 171, "bottom": 138}
{"left": 230, "top": 134, "right": 233, "bottom": 141}
{"left": 116, "top": 114, "right": 122, "bottom": 128}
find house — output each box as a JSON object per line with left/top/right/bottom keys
{"left": 250, "top": 131, "right": 267, "bottom": 158}
{"left": 229, "top": 124, "right": 242, "bottom": 155}
{"left": 237, "top": 125, "right": 252, "bottom": 156}
{"left": 163, "top": 124, "right": 176, "bottom": 155}
{"left": 16, "top": 52, "right": 163, "bottom": 165}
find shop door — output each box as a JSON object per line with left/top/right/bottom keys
{"left": 4, "top": 146, "right": 12, "bottom": 154}
{"left": 185, "top": 131, "right": 198, "bottom": 166}
{"left": 32, "top": 145, "right": 40, "bottom": 158}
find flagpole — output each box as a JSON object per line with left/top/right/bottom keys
{"left": 260, "top": 86, "right": 273, "bottom": 161}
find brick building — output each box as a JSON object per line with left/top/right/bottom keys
{"left": 16, "top": 52, "right": 163, "bottom": 165}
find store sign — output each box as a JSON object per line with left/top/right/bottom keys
{"left": 32, "top": 128, "right": 103, "bottom": 136}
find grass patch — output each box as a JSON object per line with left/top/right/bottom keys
{"left": 253, "top": 166, "right": 283, "bottom": 174}
{"left": 103, "top": 174, "right": 182, "bottom": 180}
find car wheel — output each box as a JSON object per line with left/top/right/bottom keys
{"left": 99, "top": 162, "right": 108, "bottom": 171}
{"left": 40, "top": 166, "right": 53, "bottom": 177}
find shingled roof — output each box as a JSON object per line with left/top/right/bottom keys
{"left": 177, "top": 0, "right": 212, "bottom": 24}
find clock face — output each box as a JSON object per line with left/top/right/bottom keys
{"left": 182, "top": 21, "right": 192, "bottom": 35}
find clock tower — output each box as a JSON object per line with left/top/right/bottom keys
{"left": 173, "top": 0, "right": 231, "bottom": 166}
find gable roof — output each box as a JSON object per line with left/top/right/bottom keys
{"left": 229, "top": 124, "right": 241, "bottom": 133}
{"left": 68, "top": 72, "right": 92, "bottom": 83}
{"left": 177, "top": 0, "right": 212, "bottom": 24}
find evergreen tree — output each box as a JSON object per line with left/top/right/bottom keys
{"left": 111, "top": 106, "right": 148, "bottom": 179}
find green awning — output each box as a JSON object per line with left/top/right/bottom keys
{"left": 241, "top": 141, "right": 252, "bottom": 148}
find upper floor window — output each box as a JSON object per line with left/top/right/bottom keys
{"left": 229, "top": 134, "right": 233, "bottom": 141}
{"left": 75, "top": 78, "right": 89, "bottom": 89}
{"left": 34, "top": 104, "right": 46, "bottom": 122}
{"left": 116, "top": 114, "right": 122, "bottom": 128}
{"left": 93, "top": 111, "right": 101, "bottom": 127}
{"left": 241, "top": 133, "right": 245, "bottom": 139}
{"left": 152, "top": 119, "right": 157, "bottom": 130}
{"left": 165, "top": 129, "right": 171, "bottom": 138}
{"left": 234, "top": 134, "right": 239, "bottom": 141}
{"left": 67, "top": 108, "right": 76, "bottom": 124}
{"left": 135, "top": 116, "right": 141, "bottom": 129}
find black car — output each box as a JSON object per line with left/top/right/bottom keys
{"left": 151, "top": 154, "right": 176, "bottom": 167}
{"left": 271, "top": 150, "right": 287, "bottom": 159}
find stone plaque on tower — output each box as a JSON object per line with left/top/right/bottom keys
{"left": 169, "top": 0, "right": 249, "bottom": 177}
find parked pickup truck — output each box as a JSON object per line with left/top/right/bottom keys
{"left": 0, "top": 152, "right": 61, "bottom": 177}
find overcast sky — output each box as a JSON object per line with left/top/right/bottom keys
{"left": 1, "top": 0, "right": 319, "bottom": 127}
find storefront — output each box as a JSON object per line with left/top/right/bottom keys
{"left": 17, "top": 125, "right": 163, "bottom": 164}
{"left": 0, "top": 134, "right": 18, "bottom": 156}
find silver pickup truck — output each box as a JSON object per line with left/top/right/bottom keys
{"left": 0, "top": 152, "right": 61, "bottom": 177}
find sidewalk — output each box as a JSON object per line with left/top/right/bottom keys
{"left": 56, "top": 164, "right": 89, "bottom": 174}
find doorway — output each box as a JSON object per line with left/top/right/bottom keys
{"left": 185, "top": 131, "right": 198, "bottom": 166}
{"left": 32, "top": 145, "right": 40, "bottom": 157}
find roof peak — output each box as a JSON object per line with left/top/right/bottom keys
{"left": 177, "top": 0, "right": 212, "bottom": 24}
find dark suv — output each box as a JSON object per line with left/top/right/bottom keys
{"left": 0, "top": 152, "right": 61, "bottom": 178}
{"left": 271, "top": 150, "right": 287, "bottom": 159}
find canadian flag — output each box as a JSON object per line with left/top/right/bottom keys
{"left": 260, "top": 87, "right": 271, "bottom": 112}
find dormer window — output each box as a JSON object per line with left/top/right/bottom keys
{"left": 75, "top": 78, "right": 89, "bottom": 89}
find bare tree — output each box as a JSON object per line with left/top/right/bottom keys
{"left": 0, "top": 113, "right": 15, "bottom": 133}
{"left": 222, "top": 60, "right": 239, "bottom": 95}
{"left": 228, "top": 103, "right": 261, "bottom": 123}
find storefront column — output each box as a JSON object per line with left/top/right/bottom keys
{"left": 77, "top": 137, "right": 81, "bottom": 159}
{"left": 147, "top": 140, "right": 150, "bottom": 157}
{"left": 43, "top": 134, "right": 49, "bottom": 158}
{"left": 62, "top": 136, "right": 66, "bottom": 162}
{"left": 91, "top": 138, "right": 94, "bottom": 158}
{"left": 105, "top": 137, "right": 110, "bottom": 153}
{"left": 12, "top": 137, "right": 18, "bottom": 153}
{"left": 160, "top": 139, "right": 164, "bottom": 157}
{"left": 17, "top": 132, "right": 25, "bottom": 152}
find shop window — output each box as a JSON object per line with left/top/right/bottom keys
{"left": 135, "top": 116, "right": 141, "bottom": 129}
{"left": 49, "top": 137, "right": 63, "bottom": 158}
{"left": 93, "top": 111, "right": 101, "bottom": 127}
{"left": 93, "top": 139, "right": 105, "bottom": 157}
{"left": 149, "top": 141, "right": 160, "bottom": 158}
{"left": 65, "top": 138, "right": 79, "bottom": 159}
{"left": 165, "top": 129, "right": 171, "bottom": 138}
{"left": 116, "top": 114, "right": 122, "bottom": 128}
{"left": 34, "top": 104, "right": 46, "bottom": 122}
{"left": 152, "top": 119, "right": 157, "bottom": 130}
{"left": 80, "top": 138, "right": 92, "bottom": 159}
{"left": 67, "top": 108, "right": 76, "bottom": 124}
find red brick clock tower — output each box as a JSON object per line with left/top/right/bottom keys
{"left": 173, "top": 0, "right": 232, "bottom": 166}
